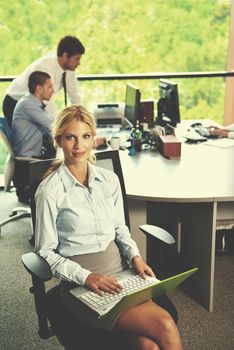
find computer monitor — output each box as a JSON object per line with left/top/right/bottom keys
{"left": 156, "top": 79, "right": 180, "bottom": 128}
{"left": 124, "top": 83, "right": 142, "bottom": 128}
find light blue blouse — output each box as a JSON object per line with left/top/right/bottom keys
{"left": 35, "top": 162, "right": 140, "bottom": 285}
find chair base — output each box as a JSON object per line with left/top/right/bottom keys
{"left": 0, "top": 207, "right": 31, "bottom": 234}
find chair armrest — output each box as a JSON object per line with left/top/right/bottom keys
{"left": 22, "top": 252, "right": 54, "bottom": 339}
{"left": 139, "top": 224, "right": 175, "bottom": 244}
{"left": 15, "top": 156, "right": 41, "bottom": 162}
{"left": 21, "top": 252, "right": 52, "bottom": 281}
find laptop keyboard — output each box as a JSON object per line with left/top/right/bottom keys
{"left": 78, "top": 274, "right": 158, "bottom": 314}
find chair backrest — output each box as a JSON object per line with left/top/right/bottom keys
{"left": 95, "top": 151, "right": 130, "bottom": 229}
{"left": 0, "top": 117, "right": 15, "bottom": 191}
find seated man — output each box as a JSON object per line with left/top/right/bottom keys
{"left": 12, "top": 71, "right": 55, "bottom": 203}
{"left": 12, "top": 70, "right": 55, "bottom": 158}
{"left": 11, "top": 70, "right": 106, "bottom": 203}
{"left": 12, "top": 70, "right": 106, "bottom": 157}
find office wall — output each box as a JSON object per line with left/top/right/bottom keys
{"left": 224, "top": 0, "right": 234, "bottom": 125}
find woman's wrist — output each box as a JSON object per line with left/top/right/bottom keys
{"left": 132, "top": 255, "right": 141, "bottom": 264}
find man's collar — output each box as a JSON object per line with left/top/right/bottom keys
{"left": 28, "top": 93, "right": 44, "bottom": 106}
{"left": 56, "top": 55, "right": 67, "bottom": 73}
{"left": 29, "top": 93, "right": 47, "bottom": 109}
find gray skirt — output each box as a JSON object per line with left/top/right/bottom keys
{"left": 61, "top": 241, "right": 128, "bottom": 331}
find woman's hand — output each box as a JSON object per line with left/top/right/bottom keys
{"left": 85, "top": 272, "right": 123, "bottom": 295}
{"left": 132, "top": 255, "right": 155, "bottom": 278}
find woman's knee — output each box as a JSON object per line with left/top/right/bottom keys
{"left": 156, "top": 311, "right": 177, "bottom": 336}
{"left": 154, "top": 311, "right": 183, "bottom": 348}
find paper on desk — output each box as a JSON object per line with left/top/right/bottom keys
{"left": 204, "top": 138, "right": 234, "bottom": 148}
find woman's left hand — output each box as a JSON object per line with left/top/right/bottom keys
{"left": 132, "top": 255, "right": 155, "bottom": 278}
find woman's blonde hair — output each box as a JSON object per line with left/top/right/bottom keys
{"left": 43, "top": 105, "right": 96, "bottom": 178}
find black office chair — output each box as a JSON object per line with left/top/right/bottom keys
{"left": 22, "top": 150, "right": 178, "bottom": 350}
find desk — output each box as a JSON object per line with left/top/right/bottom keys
{"left": 118, "top": 140, "right": 234, "bottom": 312}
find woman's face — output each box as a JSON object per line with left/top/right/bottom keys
{"left": 60, "top": 119, "right": 94, "bottom": 167}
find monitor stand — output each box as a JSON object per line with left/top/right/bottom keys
{"left": 122, "top": 117, "right": 133, "bottom": 130}
{"left": 164, "top": 124, "right": 175, "bottom": 135}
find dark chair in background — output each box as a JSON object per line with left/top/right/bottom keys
{"left": 22, "top": 150, "right": 178, "bottom": 350}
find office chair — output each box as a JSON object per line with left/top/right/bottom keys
{"left": 0, "top": 117, "right": 31, "bottom": 234}
{"left": 22, "top": 150, "right": 178, "bottom": 350}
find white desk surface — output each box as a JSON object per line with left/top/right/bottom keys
{"left": 119, "top": 135, "right": 234, "bottom": 203}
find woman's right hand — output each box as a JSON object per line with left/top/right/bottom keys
{"left": 85, "top": 272, "right": 123, "bottom": 295}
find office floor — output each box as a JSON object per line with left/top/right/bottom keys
{"left": 0, "top": 190, "right": 234, "bottom": 350}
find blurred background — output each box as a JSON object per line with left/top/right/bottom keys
{"left": 0, "top": 0, "right": 232, "bottom": 170}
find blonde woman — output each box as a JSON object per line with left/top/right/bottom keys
{"left": 35, "top": 105, "right": 183, "bottom": 350}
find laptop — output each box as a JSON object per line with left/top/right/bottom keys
{"left": 69, "top": 267, "right": 198, "bottom": 318}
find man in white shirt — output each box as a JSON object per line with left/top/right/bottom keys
{"left": 3, "top": 35, "right": 85, "bottom": 127}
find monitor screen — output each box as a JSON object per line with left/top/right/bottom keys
{"left": 156, "top": 79, "right": 180, "bottom": 127}
{"left": 124, "top": 83, "right": 141, "bottom": 128}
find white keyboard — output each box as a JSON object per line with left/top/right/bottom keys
{"left": 78, "top": 274, "right": 158, "bottom": 314}
{"left": 97, "top": 126, "right": 121, "bottom": 135}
